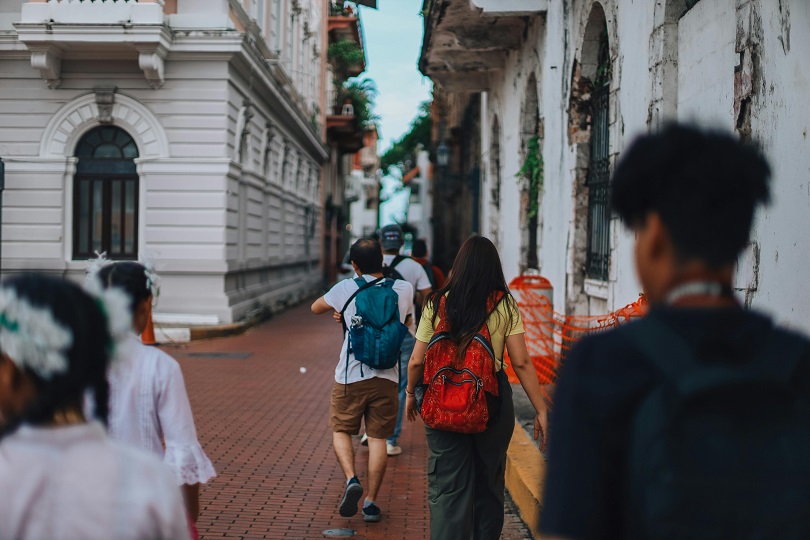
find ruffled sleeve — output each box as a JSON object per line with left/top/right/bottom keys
{"left": 163, "top": 441, "right": 216, "bottom": 485}
{"left": 156, "top": 354, "right": 217, "bottom": 485}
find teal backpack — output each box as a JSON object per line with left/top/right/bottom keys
{"left": 340, "top": 277, "right": 408, "bottom": 382}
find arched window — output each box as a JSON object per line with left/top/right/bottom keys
{"left": 521, "top": 74, "right": 540, "bottom": 271}
{"left": 73, "top": 126, "right": 139, "bottom": 260}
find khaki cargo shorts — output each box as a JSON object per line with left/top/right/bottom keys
{"left": 329, "top": 377, "right": 398, "bottom": 439}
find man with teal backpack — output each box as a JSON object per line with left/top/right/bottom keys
{"left": 311, "top": 238, "right": 413, "bottom": 524}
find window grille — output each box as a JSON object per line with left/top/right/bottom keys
{"left": 585, "top": 83, "right": 611, "bottom": 281}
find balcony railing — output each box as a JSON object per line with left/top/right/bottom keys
{"left": 16, "top": 0, "right": 168, "bottom": 88}
{"left": 20, "top": 0, "right": 163, "bottom": 25}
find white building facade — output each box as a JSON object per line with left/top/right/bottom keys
{"left": 421, "top": 0, "right": 810, "bottom": 332}
{"left": 0, "top": 0, "right": 332, "bottom": 323}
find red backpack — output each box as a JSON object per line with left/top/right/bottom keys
{"left": 420, "top": 292, "right": 504, "bottom": 434}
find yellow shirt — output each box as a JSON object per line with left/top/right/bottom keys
{"left": 415, "top": 294, "right": 525, "bottom": 370}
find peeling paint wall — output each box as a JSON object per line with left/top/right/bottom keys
{"left": 447, "top": 0, "right": 810, "bottom": 328}
{"left": 740, "top": 0, "right": 810, "bottom": 332}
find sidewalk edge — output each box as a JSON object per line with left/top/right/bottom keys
{"left": 505, "top": 419, "right": 545, "bottom": 539}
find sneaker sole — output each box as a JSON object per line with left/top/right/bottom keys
{"left": 386, "top": 448, "right": 402, "bottom": 456}
{"left": 339, "top": 483, "right": 364, "bottom": 517}
{"left": 363, "top": 512, "right": 382, "bottom": 523}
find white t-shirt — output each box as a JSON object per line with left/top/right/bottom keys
{"left": 0, "top": 422, "right": 190, "bottom": 540}
{"left": 105, "top": 334, "right": 216, "bottom": 486}
{"left": 324, "top": 274, "right": 414, "bottom": 385}
{"left": 383, "top": 254, "right": 432, "bottom": 333}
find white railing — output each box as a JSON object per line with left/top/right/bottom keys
{"left": 20, "top": 0, "right": 163, "bottom": 25}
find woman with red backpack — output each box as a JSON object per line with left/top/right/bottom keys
{"left": 405, "top": 235, "right": 548, "bottom": 539}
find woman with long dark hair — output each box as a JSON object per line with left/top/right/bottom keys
{"left": 405, "top": 235, "right": 548, "bottom": 539}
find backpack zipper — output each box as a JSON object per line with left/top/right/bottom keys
{"left": 432, "top": 367, "right": 483, "bottom": 399}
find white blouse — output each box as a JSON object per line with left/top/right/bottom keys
{"left": 0, "top": 422, "right": 190, "bottom": 540}
{"left": 106, "top": 334, "right": 216, "bottom": 486}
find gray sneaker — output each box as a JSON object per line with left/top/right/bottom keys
{"left": 362, "top": 502, "right": 382, "bottom": 523}
{"left": 339, "top": 476, "right": 363, "bottom": 517}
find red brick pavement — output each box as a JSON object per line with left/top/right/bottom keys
{"left": 168, "top": 302, "right": 533, "bottom": 539}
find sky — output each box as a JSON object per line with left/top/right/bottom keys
{"left": 357, "top": 0, "right": 433, "bottom": 155}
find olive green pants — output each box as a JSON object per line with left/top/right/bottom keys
{"left": 424, "top": 377, "right": 515, "bottom": 540}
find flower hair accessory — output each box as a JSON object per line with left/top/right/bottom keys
{"left": 83, "top": 276, "right": 133, "bottom": 365}
{"left": 139, "top": 252, "right": 161, "bottom": 302}
{"left": 0, "top": 286, "right": 73, "bottom": 379}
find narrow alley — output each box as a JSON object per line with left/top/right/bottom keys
{"left": 169, "top": 302, "right": 533, "bottom": 540}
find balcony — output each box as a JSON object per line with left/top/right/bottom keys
{"left": 420, "top": 0, "right": 547, "bottom": 91}
{"left": 15, "top": 0, "right": 170, "bottom": 89}
{"left": 327, "top": 114, "right": 364, "bottom": 154}
{"left": 469, "top": 0, "right": 548, "bottom": 16}
{"left": 328, "top": 6, "right": 365, "bottom": 77}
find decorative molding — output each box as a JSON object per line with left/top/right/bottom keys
{"left": 260, "top": 122, "right": 276, "bottom": 178}
{"left": 233, "top": 101, "right": 254, "bottom": 164}
{"left": 93, "top": 86, "right": 117, "bottom": 124}
{"left": 138, "top": 50, "right": 166, "bottom": 89}
{"left": 584, "top": 278, "right": 609, "bottom": 300}
{"left": 40, "top": 93, "right": 169, "bottom": 158}
{"left": 30, "top": 49, "right": 61, "bottom": 89}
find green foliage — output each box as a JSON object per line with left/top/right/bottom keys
{"left": 340, "top": 78, "right": 379, "bottom": 129}
{"left": 328, "top": 40, "right": 365, "bottom": 84}
{"left": 380, "top": 101, "right": 432, "bottom": 174}
{"left": 518, "top": 134, "right": 544, "bottom": 219}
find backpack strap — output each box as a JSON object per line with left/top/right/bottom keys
{"left": 630, "top": 317, "right": 807, "bottom": 399}
{"left": 384, "top": 255, "right": 407, "bottom": 281}
{"left": 391, "top": 255, "right": 407, "bottom": 269}
{"left": 339, "top": 277, "right": 383, "bottom": 333}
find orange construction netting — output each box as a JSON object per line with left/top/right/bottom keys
{"left": 503, "top": 275, "right": 648, "bottom": 403}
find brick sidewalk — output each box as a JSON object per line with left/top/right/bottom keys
{"left": 170, "top": 302, "right": 533, "bottom": 539}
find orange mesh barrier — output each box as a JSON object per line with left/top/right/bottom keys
{"left": 503, "top": 275, "right": 648, "bottom": 405}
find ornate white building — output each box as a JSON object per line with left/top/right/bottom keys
{"left": 0, "top": 0, "right": 352, "bottom": 323}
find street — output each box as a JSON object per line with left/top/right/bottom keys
{"left": 169, "top": 301, "right": 533, "bottom": 539}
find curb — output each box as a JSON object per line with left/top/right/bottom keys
{"left": 505, "top": 419, "right": 545, "bottom": 539}
{"left": 154, "top": 319, "right": 259, "bottom": 344}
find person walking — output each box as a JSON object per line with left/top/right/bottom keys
{"left": 405, "top": 235, "right": 548, "bottom": 540}
{"left": 311, "top": 238, "right": 414, "bottom": 523}
{"left": 378, "top": 224, "right": 432, "bottom": 456}
{"left": 0, "top": 274, "right": 190, "bottom": 540}
{"left": 411, "top": 238, "right": 446, "bottom": 290}
{"left": 540, "top": 125, "right": 810, "bottom": 539}
{"left": 90, "top": 260, "right": 216, "bottom": 527}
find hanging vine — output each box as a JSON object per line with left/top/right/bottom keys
{"left": 518, "top": 134, "right": 544, "bottom": 218}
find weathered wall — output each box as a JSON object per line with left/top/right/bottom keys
{"left": 739, "top": 0, "right": 810, "bottom": 330}
{"left": 480, "top": 0, "right": 810, "bottom": 330}
{"left": 480, "top": 16, "right": 545, "bottom": 284}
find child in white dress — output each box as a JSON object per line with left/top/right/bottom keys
{"left": 0, "top": 273, "right": 190, "bottom": 540}
{"left": 94, "top": 261, "right": 216, "bottom": 523}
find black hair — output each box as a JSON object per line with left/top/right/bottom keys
{"left": 412, "top": 239, "right": 428, "bottom": 258}
{"left": 610, "top": 124, "right": 771, "bottom": 268}
{"left": 0, "top": 273, "right": 113, "bottom": 440}
{"left": 350, "top": 238, "right": 384, "bottom": 274}
{"left": 97, "top": 261, "right": 152, "bottom": 314}
{"left": 428, "top": 235, "right": 517, "bottom": 357}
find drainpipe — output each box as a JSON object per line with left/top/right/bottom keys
{"left": 0, "top": 157, "right": 4, "bottom": 273}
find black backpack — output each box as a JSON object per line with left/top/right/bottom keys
{"left": 381, "top": 255, "right": 407, "bottom": 281}
{"left": 626, "top": 317, "right": 810, "bottom": 539}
